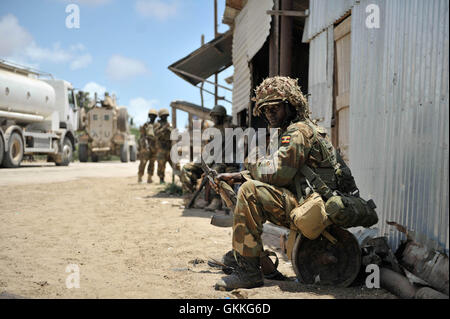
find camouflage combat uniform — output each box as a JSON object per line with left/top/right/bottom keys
{"left": 232, "top": 76, "right": 330, "bottom": 258}
{"left": 155, "top": 108, "right": 180, "bottom": 182}
{"left": 138, "top": 110, "right": 158, "bottom": 183}
{"left": 180, "top": 106, "right": 239, "bottom": 209}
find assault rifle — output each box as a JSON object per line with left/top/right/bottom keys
{"left": 200, "top": 157, "right": 237, "bottom": 209}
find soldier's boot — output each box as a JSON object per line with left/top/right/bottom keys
{"left": 215, "top": 252, "right": 263, "bottom": 291}
{"left": 205, "top": 197, "right": 222, "bottom": 211}
{"left": 147, "top": 175, "right": 153, "bottom": 184}
{"left": 138, "top": 174, "right": 143, "bottom": 183}
{"left": 160, "top": 177, "right": 165, "bottom": 184}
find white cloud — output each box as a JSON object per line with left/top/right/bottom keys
{"left": 25, "top": 42, "right": 72, "bottom": 64}
{"left": 83, "top": 82, "right": 107, "bottom": 99}
{"left": 135, "top": 0, "right": 179, "bottom": 20}
{"left": 106, "top": 55, "right": 148, "bottom": 81}
{"left": 70, "top": 53, "right": 93, "bottom": 70}
{"left": 0, "top": 14, "right": 33, "bottom": 56}
{"left": 0, "top": 14, "right": 92, "bottom": 71}
{"left": 128, "top": 97, "right": 159, "bottom": 125}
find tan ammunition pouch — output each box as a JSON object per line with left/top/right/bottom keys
{"left": 286, "top": 192, "right": 337, "bottom": 260}
{"left": 290, "top": 192, "right": 331, "bottom": 240}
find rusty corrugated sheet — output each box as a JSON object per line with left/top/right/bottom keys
{"left": 231, "top": 0, "right": 273, "bottom": 120}
{"left": 349, "top": 0, "right": 449, "bottom": 253}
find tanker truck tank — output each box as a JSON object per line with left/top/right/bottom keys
{"left": 0, "top": 60, "right": 78, "bottom": 168}
{"left": 0, "top": 68, "right": 56, "bottom": 119}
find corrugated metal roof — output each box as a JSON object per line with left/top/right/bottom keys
{"left": 305, "top": 0, "right": 356, "bottom": 41}
{"left": 168, "top": 30, "right": 233, "bottom": 86}
{"left": 232, "top": 0, "right": 273, "bottom": 119}
{"left": 349, "top": 0, "right": 449, "bottom": 253}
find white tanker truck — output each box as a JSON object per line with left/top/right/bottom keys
{"left": 0, "top": 60, "right": 79, "bottom": 168}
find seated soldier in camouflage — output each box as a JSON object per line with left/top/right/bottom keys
{"left": 181, "top": 106, "right": 239, "bottom": 210}
{"left": 211, "top": 76, "right": 346, "bottom": 290}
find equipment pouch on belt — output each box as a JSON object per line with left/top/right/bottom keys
{"left": 325, "top": 195, "right": 378, "bottom": 228}
{"left": 289, "top": 192, "right": 331, "bottom": 240}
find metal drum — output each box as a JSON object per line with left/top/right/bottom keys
{"left": 291, "top": 225, "right": 361, "bottom": 287}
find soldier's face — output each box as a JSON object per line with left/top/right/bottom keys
{"left": 263, "top": 103, "right": 286, "bottom": 128}
{"left": 211, "top": 115, "right": 224, "bottom": 126}
{"left": 160, "top": 115, "right": 168, "bottom": 122}
{"left": 149, "top": 115, "right": 156, "bottom": 123}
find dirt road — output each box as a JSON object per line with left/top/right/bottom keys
{"left": 0, "top": 161, "right": 394, "bottom": 299}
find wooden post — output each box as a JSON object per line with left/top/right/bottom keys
{"left": 269, "top": 0, "right": 280, "bottom": 76}
{"left": 171, "top": 106, "right": 177, "bottom": 129}
{"left": 280, "top": 0, "right": 293, "bottom": 76}
{"left": 214, "top": 0, "right": 219, "bottom": 106}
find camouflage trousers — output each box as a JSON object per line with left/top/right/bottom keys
{"left": 180, "top": 162, "right": 203, "bottom": 194}
{"left": 157, "top": 150, "right": 181, "bottom": 180}
{"left": 138, "top": 151, "right": 156, "bottom": 178}
{"left": 233, "top": 179, "right": 298, "bottom": 258}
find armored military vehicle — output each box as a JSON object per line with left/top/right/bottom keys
{"left": 77, "top": 93, "right": 137, "bottom": 163}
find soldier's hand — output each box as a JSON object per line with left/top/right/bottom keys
{"left": 215, "top": 172, "right": 243, "bottom": 186}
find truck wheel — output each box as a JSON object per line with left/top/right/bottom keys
{"left": 117, "top": 107, "right": 128, "bottom": 132}
{"left": 0, "top": 135, "right": 4, "bottom": 167}
{"left": 55, "top": 137, "right": 73, "bottom": 166}
{"left": 91, "top": 153, "right": 99, "bottom": 162}
{"left": 129, "top": 145, "right": 137, "bottom": 162}
{"left": 78, "top": 144, "right": 89, "bottom": 162}
{"left": 2, "top": 132, "right": 24, "bottom": 168}
{"left": 120, "top": 143, "right": 129, "bottom": 163}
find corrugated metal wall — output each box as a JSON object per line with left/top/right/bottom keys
{"left": 305, "top": 0, "right": 355, "bottom": 40}
{"left": 232, "top": 0, "right": 273, "bottom": 120}
{"left": 349, "top": 0, "right": 449, "bottom": 253}
{"left": 308, "top": 26, "right": 334, "bottom": 131}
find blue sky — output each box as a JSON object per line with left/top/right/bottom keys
{"left": 0, "top": 0, "right": 234, "bottom": 128}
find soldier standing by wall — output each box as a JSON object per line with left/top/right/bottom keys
{"left": 137, "top": 109, "right": 158, "bottom": 183}
{"left": 155, "top": 108, "right": 180, "bottom": 184}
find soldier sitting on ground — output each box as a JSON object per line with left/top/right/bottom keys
{"left": 180, "top": 106, "right": 239, "bottom": 210}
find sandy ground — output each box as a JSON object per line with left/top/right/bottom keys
{"left": 0, "top": 161, "right": 395, "bottom": 299}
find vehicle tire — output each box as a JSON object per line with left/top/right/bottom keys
{"left": 120, "top": 143, "right": 129, "bottom": 163}
{"left": 91, "top": 153, "right": 99, "bottom": 162}
{"left": 78, "top": 144, "right": 89, "bottom": 162}
{"left": 117, "top": 107, "right": 128, "bottom": 132}
{"left": 0, "top": 135, "right": 4, "bottom": 167}
{"left": 2, "top": 132, "right": 24, "bottom": 168}
{"left": 129, "top": 144, "right": 137, "bottom": 162}
{"left": 55, "top": 137, "right": 73, "bottom": 166}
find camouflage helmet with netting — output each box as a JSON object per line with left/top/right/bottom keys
{"left": 158, "top": 108, "right": 169, "bottom": 117}
{"left": 148, "top": 109, "right": 158, "bottom": 116}
{"left": 252, "top": 76, "right": 309, "bottom": 119}
{"left": 210, "top": 105, "right": 227, "bottom": 117}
